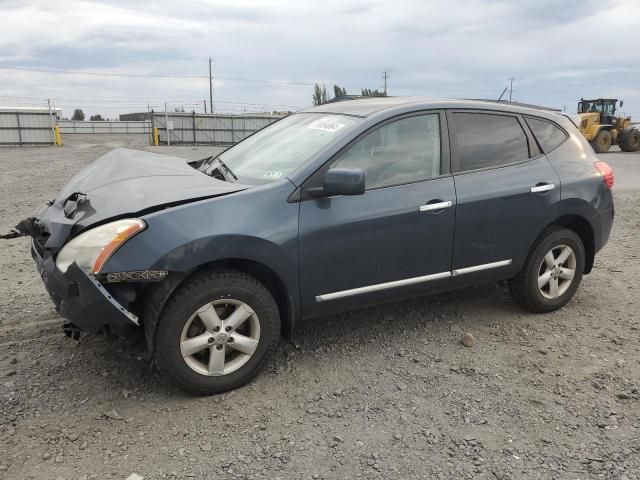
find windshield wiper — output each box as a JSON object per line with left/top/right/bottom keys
{"left": 217, "top": 159, "right": 238, "bottom": 181}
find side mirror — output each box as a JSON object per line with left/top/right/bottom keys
{"left": 323, "top": 168, "right": 365, "bottom": 196}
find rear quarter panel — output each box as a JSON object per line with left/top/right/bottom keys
{"left": 545, "top": 118, "right": 614, "bottom": 252}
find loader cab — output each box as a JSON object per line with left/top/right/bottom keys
{"left": 578, "top": 98, "right": 618, "bottom": 125}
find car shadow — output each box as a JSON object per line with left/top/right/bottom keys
{"left": 42, "top": 282, "right": 525, "bottom": 400}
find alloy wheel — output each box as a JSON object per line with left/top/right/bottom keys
{"left": 180, "top": 299, "right": 261, "bottom": 376}
{"left": 537, "top": 245, "right": 576, "bottom": 299}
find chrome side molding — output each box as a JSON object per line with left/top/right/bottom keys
{"left": 315, "top": 259, "right": 513, "bottom": 302}
{"left": 452, "top": 259, "right": 512, "bottom": 276}
{"left": 315, "top": 271, "right": 451, "bottom": 302}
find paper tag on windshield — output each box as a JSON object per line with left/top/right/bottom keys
{"left": 263, "top": 171, "right": 283, "bottom": 179}
{"left": 307, "top": 117, "right": 347, "bottom": 133}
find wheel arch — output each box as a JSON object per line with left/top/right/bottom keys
{"left": 141, "top": 257, "right": 297, "bottom": 358}
{"left": 547, "top": 214, "right": 595, "bottom": 274}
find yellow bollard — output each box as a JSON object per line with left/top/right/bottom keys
{"left": 54, "top": 126, "right": 63, "bottom": 146}
{"left": 153, "top": 127, "right": 159, "bottom": 146}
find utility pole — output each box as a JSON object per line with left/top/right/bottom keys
{"left": 509, "top": 77, "right": 514, "bottom": 102}
{"left": 209, "top": 57, "right": 214, "bottom": 114}
{"left": 203, "top": 100, "right": 207, "bottom": 114}
{"left": 382, "top": 69, "right": 391, "bottom": 95}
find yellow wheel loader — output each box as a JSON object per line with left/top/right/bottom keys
{"left": 577, "top": 98, "right": 640, "bottom": 153}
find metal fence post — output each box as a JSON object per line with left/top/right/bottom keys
{"left": 150, "top": 110, "right": 155, "bottom": 145}
{"left": 231, "top": 116, "right": 235, "bottom": 144}
{"left": 15, "top": 112, "right": 22, "bottom": 146}
{"left": 165, "top": 103, "right": 170, "bottom": 146}
{"left": 47, "top": 99, "right": 55, "bottom": 145}
{"left": 192, "top": 111, "right": 196, "bottom": 144}
{"left": 243, "top": 105, "right": 247, "bottom": 141}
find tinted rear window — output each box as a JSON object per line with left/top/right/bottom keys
{"left": 452, "top": 113, "right": 530, "bottom": 172}
{"left": 525, "top": 117, "right": 568, "bottom": 153}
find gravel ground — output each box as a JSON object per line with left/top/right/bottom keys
{"left": 1, "top": 135, "right": 639, "bottom": 480}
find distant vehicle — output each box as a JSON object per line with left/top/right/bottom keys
{"left": 577, "top": 98, "right": 640, "bottom": 153}
{"left": 7, "top": 98, "right": 614, "bottom": 395}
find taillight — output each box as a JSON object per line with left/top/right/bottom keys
{"left": 594, "top": 161, "right": 614, "bottom": 189}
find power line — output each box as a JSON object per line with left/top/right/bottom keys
{"left": 0, "top": 66, "right": 318, "bottom": 87}
{"left": 0, "top": 65, "right": 500, "bottom": 93}
{"left": 0, "top": 95, "right": 304, "bottom": 109}
{"left": 0, "top": 66, "right": 205, "bottom": 79}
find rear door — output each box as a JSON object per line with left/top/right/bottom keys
{"left": 447, "top": 110, "right": 561, "bottom": 287}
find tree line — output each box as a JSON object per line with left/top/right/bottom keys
{"left": 70, "top": 109, "right": 105, "bottom": 121}
{"left": 312, "top": 83, "right": 387, "bottom": 106}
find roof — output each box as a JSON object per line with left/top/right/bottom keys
{"left": 299, "top": 97, "right": 565, "bottom": 120}
{"left": 472, "top": 100, "right": 561, "bottom": 112}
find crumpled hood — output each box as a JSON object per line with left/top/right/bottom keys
{"left": 32, "top": 148, "right": 248, "bottom": 248}
{"left": 58, "top": 148, "right": 245, "bottom": 205}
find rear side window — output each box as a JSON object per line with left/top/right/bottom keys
{"left": 452, "top": 113, "right": 530, "bottom": 172}
{"left": 525, "top": 117, "right": 568, "bottom": 153}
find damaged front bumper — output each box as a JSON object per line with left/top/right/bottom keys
{"left": 32, "top": 239, "right": 139, "bottom": 334}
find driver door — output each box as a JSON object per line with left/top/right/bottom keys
{"left": 297, "top": 111, "right": 456, "bottom": 318}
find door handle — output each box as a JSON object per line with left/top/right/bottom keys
{"left": 419, "top": 200, "right": 453, "bottom": 212}
{"left": 531, "top": 183, "right": 555, "bottom": 193}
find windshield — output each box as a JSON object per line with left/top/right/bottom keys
{"left": 200, "top": 113, "right": 361, "bottom": 183}
{"left": 579, "top": 100, "right": 616, "bottom": 116}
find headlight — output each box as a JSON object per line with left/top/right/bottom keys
{"left": 56, "top": 219, "right": 146, "bottom": 274}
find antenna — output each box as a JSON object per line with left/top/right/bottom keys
{"left": 497, "top": 86, "right": 508, "bottom": 102}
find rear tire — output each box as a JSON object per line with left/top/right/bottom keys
{"left": 154, "top": 269, "right": 280, "bottom": 395}
{"left": 621, "top": 129, "right": 640, "bottom": 152}
{"left": 509, "top": 227, "right": 585, "bottom": 313}
{"left": 591, "top": 129, "right": 611, "bottom": 153}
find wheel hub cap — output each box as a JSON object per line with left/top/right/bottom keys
{"left": 215, "top": 333, "right": 228, "bottom": 344}
{"left": 537, "top": 245, "right": 577, "bottom": 300}
{"left": 179, "top": 299, "right": 261, "bottom": 377}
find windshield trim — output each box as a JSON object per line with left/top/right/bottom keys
{"left": 293, "top": 111, "right": 367, "bottom": 119}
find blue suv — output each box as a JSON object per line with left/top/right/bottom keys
{"left": 9, "top": 98, "right": 614, "bottom": 394}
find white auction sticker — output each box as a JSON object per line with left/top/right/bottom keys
{"left": 263, "top": 171, "right": 283, "bottom": 179}
{"left": 307, "top": 117, "right": 347, "bottom": 133}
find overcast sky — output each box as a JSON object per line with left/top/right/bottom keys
{"left": 1, "top": 0, "right": 639, "bottom": 119}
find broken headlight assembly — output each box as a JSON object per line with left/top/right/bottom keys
{"left": 55, "top": 219, "right": 146, "bottom": 274}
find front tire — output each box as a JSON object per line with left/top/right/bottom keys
{"left": 154, "top": 269, "right": 280, "bottom": 395}
{"left": 509, "top": 227, "right": 585, "bottom": 313}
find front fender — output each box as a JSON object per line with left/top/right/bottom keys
{"left": 149, "top": 234, "right": 298, "bottom": 290}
